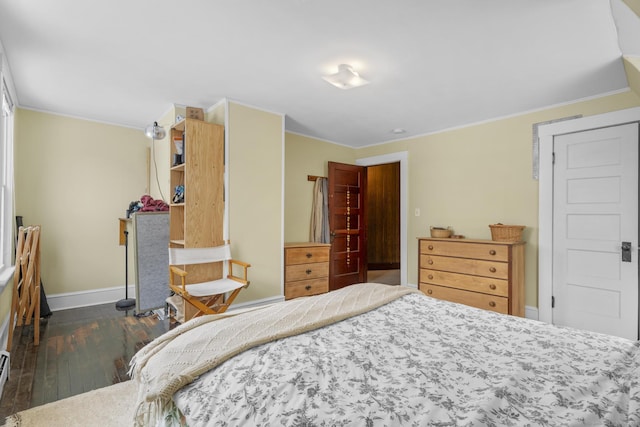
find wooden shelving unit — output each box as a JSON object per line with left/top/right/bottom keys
{"left": 169, "top": 118, "right": 224, "bottom": 248}
{"left": 169, "top": 118, "right": 225, "bottom": 294}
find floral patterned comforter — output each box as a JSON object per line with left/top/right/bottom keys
{"left": 164, "top": 292, "right": 640, "bottom": 426}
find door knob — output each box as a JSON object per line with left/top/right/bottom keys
{"left": 622, "top": 241, "right": 632, "bottom": 262}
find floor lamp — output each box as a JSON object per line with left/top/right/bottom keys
{"left": 116, "top": 229, "right": 135, "bottom": 309}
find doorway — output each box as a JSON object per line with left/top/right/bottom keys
{"left": 538, "top": 107, "right": 640, "bottom": 340}
{"left": 357, "top": 152, "right": 408, "bottom": 286}
{"left": 366, "top": 162, "right": 401, "bottom": 285}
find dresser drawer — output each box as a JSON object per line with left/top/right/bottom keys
{"left": 285, "top": 262, "right": 329, "bottom": 281}
{"left": 420, "top": 254, "right": 508, "bottom": 279}
{"left": 419, "top": 283, "right": 509, "bottom": 315}
{"left": 420, "top": 240, "right": 508, "bottom": 262}
{"left": 420, "top": 268, "right": 508, "bottom": 297}
{"left": 285, "top": 278, "right": 328, "bottom": 300}
{"left": 285, "top": 247, "right": 330, "bottom": 265}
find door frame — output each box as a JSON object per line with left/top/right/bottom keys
{"left": 356, "top": 151, "right": 408, "bottom": 286}
{"left": 538, "top": 107, "right": 640, "bottom": 324}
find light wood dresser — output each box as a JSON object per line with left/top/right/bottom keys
{"left": 284, "top": 242, "right": 331, "bottom": 300}
{"left": 418, "top": 238, "right": 525, "bottom": 316}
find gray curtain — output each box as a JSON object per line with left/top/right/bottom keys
{"left": 310, "top": 177, "right": 330, "bottom": 243}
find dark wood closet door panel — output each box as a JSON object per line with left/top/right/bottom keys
{"left": 367, "top": 162, "right": 400, "bottom": 268}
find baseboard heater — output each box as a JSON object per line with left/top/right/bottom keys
{"left": 0, "top": 350, "right": 9, "bottom": 398}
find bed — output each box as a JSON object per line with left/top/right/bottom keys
{"left": 130, "top": 283, "right": 640, "bottom": 426}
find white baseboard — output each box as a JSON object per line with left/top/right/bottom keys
{"left": 228, "top": 295, "right": 284, "bottom": 312}
{"left": 45, "top": 284, "right": 283, "bottom": 313}
{"left": 47, "top": 285, "right": 137, "bottom": 312}
{"left": 525, "top": 305, "right": 539, "bottom": 320}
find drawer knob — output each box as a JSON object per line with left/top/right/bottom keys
{"left": 305, "top": 285, "right": 312, "bottom": 290}
{"left": 489, "top": 267, "right": 496, "bottom": 273}
{"left": 306, "top": 253, "right": 313, "bottom": 258}
{"left": 489, "top": 301, "right": 496, "bottom": 308}
{"left": 428, "top": 245, "right": 434, "bottom": 250}
{"left": 306, "top": 269, "right": 312, "bottom": 275}
{"left": 427, "top": 289, "right": 433, "bottom": 295}
{"left": 428, "top": 274, "right": 433, "bottom": 280}
{"left": 428, "top": 259, "right": 433, "bottom": 265}
{"left": 489, "top": 284, "right": 496, "bottom": 290}
{"left": 489, "top": 250, "right": 496, "bottom": 255}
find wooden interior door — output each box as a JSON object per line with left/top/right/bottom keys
{"left": 328, "top": 161, "right": 367, "bottom": 290}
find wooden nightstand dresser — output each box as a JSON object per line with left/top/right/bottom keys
{"left": 284, "top": 242, "right": 331, "bottom": 300}
{"left": 418, "top": 238, "right": 525, "bottom": 316}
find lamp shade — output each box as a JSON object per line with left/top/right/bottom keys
{"left": 144, "top": 122, "right": 166, "bottom": 140}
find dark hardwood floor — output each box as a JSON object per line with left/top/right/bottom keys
{"left": 0, "top": 302, "right": 171, "bottom": 419}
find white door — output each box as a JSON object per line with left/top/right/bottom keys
{"left": 552, "top": 123, "right": 638, "bottom": 340}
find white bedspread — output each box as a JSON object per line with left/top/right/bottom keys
{"left": 164, "top": 292, "right": 640, "bottom": 426}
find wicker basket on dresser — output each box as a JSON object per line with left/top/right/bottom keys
{"left": 418, "top": 238, "right": 525, "bottom": 316}
{"left": 284, "top": 242, "right": 331, "bottom": 300}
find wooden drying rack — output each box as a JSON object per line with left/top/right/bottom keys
{"left": 307, "top": 175, "right": 326, "bottom": 181}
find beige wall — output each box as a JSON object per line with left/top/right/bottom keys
{"left": 356, "top": 91, "right": 640, "bottom": 307}
{"left": 8, "top": 90, "right": 640, "bottom": 312}
{"left": 284, "top": 133, "right": 356, "bottom": 243}
{"left": 624, "top": 0, "right": 640, "bottom": 17}
{"left": 0, "top": 284, "right": 11, "bottom": 333}
{"left": 625, "top": 56, "right": 640, "bottom": 99}
{"left": 14, "top": 109, "right": 149, "bottom": 296}
{"left": 206, "top": 101, "right": 226, "bottom": 126}
{"left": 227, "top": 102, "right": 284, "bottom": 302}
{"left": 283, "top": 91, "right": 640, "bottom": 308}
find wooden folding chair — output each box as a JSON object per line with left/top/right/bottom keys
{"left": 7, "top": 225, "right": 41, "bottom": 350}
{"left": 168, "top": 244, "right": 250, "bottom": 320}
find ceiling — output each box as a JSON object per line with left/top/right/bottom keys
{"left": 1, "top": 0, "right": 639, "bottom": 148}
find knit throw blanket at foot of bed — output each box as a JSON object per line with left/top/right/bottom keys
{"left": 129, "top": 282, "right": 419, "bottom": 427}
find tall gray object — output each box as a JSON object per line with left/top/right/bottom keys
{"left": 133, "top": 212, "right": 169, "bottom": 313}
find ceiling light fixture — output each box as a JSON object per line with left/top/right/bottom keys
{"left": 144, "top": 121, "right": 166, "bottom": 140}
{"left": 391, "top": 128, "right": 406, "bottom": 134}
{"left": 322, "top": 64, "right": 370, "bottom": 90}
